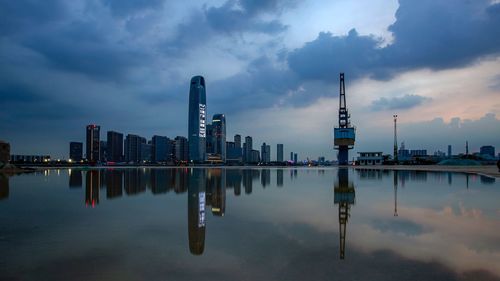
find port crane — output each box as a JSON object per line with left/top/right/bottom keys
{"left": 334, "top": 73, "right": 355, "bottom": 165}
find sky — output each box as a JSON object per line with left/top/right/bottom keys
{"left": 1, "top": 0, "right": 499, "bottom": 160}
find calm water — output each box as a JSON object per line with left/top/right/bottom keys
{"left": 1, "top": 168, "right": 499, "bottom": 281}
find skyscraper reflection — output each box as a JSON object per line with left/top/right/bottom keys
{"left": 106, "top": 169, "right": 123, "bottom": 199}
{"left": 85, "top": 170, "right": 100, "bottom": 207}
{"left": 188, "top": 168, "right": 206, "bottom": 255}
{"left": 276, "top": 169, "right": 284, "bottom": 187}
{"left": 226, "top": 169, "right": 242, "bottom": 196}
{"left": 261, "top": 169, "right": 271, "bottom": 188}
{"left": 334, "top": 168, "right": 355, "bottom": 260}
{"left": 206, "top": 168, "right": 226, "bottom": 216}
{"left": 243, "top": 169, "right": 253, "bottom": 194}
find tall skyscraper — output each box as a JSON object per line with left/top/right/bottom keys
{"left": 69, "top": 142, "right": 83, "bottom": 162}
{"left": 447, "top": 145, "right": 452, "bottom": 158}
{"left": 294, "top": 153, "right": 298, "bottom": 164}
{"left": 124, "top": 134, "right": 146, "bottom": 163}
{"left": 261, "top": 143, "right": 270, "bottom": 163}
{"left": 86, "top": 125, "right": 100, "bottom": 162}
{"left": 290, "top": 152, "right": 293, "bottom": 161}
{"left": 244, "top": 136, "right": 252, "bottom": 163}
{"left": 212, "top": 114, "right": 226, "bottom": 162}
{"left": 277, "top": 144, "right": 284, "bottom": 162}
{"left": 107, "top": 131, "right": 123, "bottom": 162}
{"left": 188, "top": 76, "right": 207, "bottom": 163}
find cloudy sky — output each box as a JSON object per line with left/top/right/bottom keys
{"left": 1, "top": 0, "right": 499, "bottom": 160}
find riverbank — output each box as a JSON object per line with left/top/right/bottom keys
{"left": 353, "top": 165, "right": 500, "bottom": 178}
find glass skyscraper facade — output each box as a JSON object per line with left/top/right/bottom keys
{"left": 212, "top": 114, "right": 226, "bottom": 162}
{"left": 188, "top": 76, "right": 207, "bottom": 162}
{"left": 86, "top": 124, "right": 100, "bottom": 162}
{"left": 107, "top": 131, "right": 123, "bottom": 162}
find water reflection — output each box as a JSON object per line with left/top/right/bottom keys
{"left": 85, "top": 170, "right": 100, "bottom": 207}
{"left": 334, "top": 168, "right": 355, "bottom": 259}
{"left": 188, "top": 169, "right": 206, "bottom": 255}
{"left": 1, "top": 167, "right": 500, "bottom": 280}
{"left": 394, "top": 170, "right": 398, "bottom": 217}
{"left": 68, "top": 169, "right": 82, "bottom": 188}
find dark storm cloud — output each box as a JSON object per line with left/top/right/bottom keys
{"left": 102, "top": 0, "right": 165, "bottom": 17}
{"left": 371, "top": 94, "right": 430, "bottom": 111}
{"left": 287, "top": 0, "right": 500, "bottom": 81}
{"left": 205, "top": 0, "right": 288, "bottom": 34}
{"left": 0, "top": 0, "right": 67, "bottom": 35}
{"left": 22, "top": 21, "right": 148, "bottom": 81}
{"left": 288, "top": 29, "right": 382, "bottom": 81}
{"left": 164, "top": 0, "right": 294, "bottom": 54}
{"left": 209, "top": 56, "right": 299, "bottom": 113}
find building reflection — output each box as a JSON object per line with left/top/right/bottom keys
{"left": 106, "top": 169, "right": 123, "bottom": 199}
{"left": 69, "top": 169, "right": 83, "bottom": 188}
{"left": 261, "top": 169, "right": 271, "bottom": 188}
{"left": 85, "top": 170, "right": 100, "bottom": 207}
{"left": 334, "top": 168, "right": 355, "bottom": 260}
{"left": 206, "top": 168, "right": 226, "bottom": 216}
{"left": 276, "top": 169, "right": 284, "bottom": 187}
{"left": 226, "top": 169, "right": 242, "bottom": 196}
{"left": 188, "top": 168, "right": 207, "bottom": 255}
{"left": 243, "top": 169, "right": 253, "bottom": 194}
{"left": 0, "top": 174, "right": 9, "bottom": 200}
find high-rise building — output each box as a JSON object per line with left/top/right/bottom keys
{"left": 277, "top": 144, "right": 284, "bottom": 162}
{"left": 124, "top": 134, "right": 146, "bottom": 163}
{"left": 107, "top": 131, "right": 123, "bottom": 162}
{"left": 152, "top": 135, "right": 171, "bottom": 162}
{"left": 480, "top": 145, "right": 495, "bottom": 158}
{"left": 188, "top": 76, "right": 207, "bottom": 162}
{"left": 86, "top": 124, "right": 100, "bottom": 162}
{"left": 294, "top": 153, "right": 298, "bottom": 164}
{"left": 99, "top": 141, "right": 107, "bottom": 162}
{"left": 290, "top": 152, "right": 293, "bottom": 161}
{"left": 175, "top": 136, "right": 189, "bottom": 162}
{"left": 212, "top": 114, "right": 226, "bottom": 162}
{"left": 69, "top": 142, "right": 83, "bottom": 162}
{"left": 447, "top": 145, "right": 452, "bottom": 158}
{"left": 206, "top": 124, "right": 214, "bottom": 154}
{"left": 261, "top": 143, "right": 270, "bottom": 163}
{"left": 234, "top": 134, "right": 241, "bottom": 149}
{"left": 140, "top": 143, "right": 152, "bottom": 162}
{"left": 251, "top": 150, "right": 260, "bottom": 163}
{"left": 244, "top": 136, "right": 252, "bottom": 163}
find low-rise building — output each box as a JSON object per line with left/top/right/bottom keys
{"left": 357, "top": 152, "right": 383, "bottom": 165}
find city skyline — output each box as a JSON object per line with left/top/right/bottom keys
{"left": 1, "top": 0, "right": 499, "bottom": 159}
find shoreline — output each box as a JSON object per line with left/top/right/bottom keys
{"left": 353, "top": 165, "right": 500, "bottom": 178}
{"left": 6, "top": 164, "right": 499, "bottom": 178}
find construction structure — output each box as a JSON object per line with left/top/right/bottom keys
{"left": 393, "top": 115, "right": 398, "bottom": 163}
{"left": 333, "top": 73, "right": 355, "bottom": 165}
{"left": 334, "top": 168, "right": 355, "bottom": 259}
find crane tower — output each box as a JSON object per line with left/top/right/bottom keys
{"left": 334, "top": 73, "right": 355, "bottom": 165}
